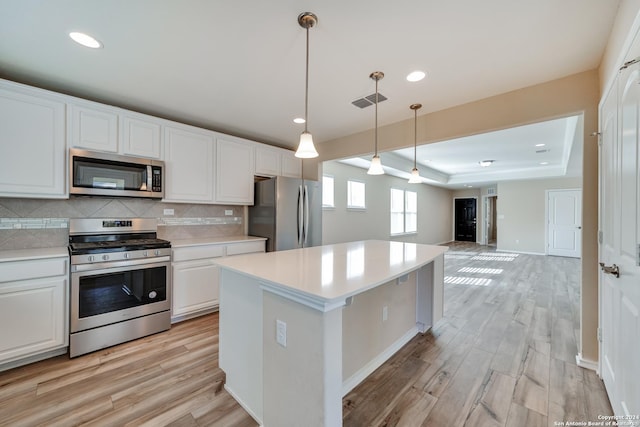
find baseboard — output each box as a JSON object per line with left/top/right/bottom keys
{"left": 341, "top": 326, "right": 419, "bottom": 397}
{"left": 224, "top": 384, "right": 264, "bottom": 426}
{"left": 576, "top": 353, "right": 599, "bottom": 373}
{"left": 496, "top": 249, "right": 545, "bottom": 256}
{"left": 0, "top": 347, "right": 68, "bottom": 373}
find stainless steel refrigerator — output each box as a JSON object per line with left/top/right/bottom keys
{"left": 248, "top": 176, "right": 322, "bottom": 251}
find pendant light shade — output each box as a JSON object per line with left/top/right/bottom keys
{"left": 367, "top": 71, "right": 385, "bottom": 175}
{"left": 408, "top": 103, "right": 422, "bottom": 183}
{"left": 295, "top": 12, "right": 319, "bottom": 159}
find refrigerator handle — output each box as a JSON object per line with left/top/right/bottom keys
{"left": 303, "top": 185, "right": 310, "bottom": 246}
{"left": 297, "top": 185, "right": 304, "bottom": 246}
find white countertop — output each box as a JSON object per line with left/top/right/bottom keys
{"left": 216, "top": 240, "right": 448, "bottom": 306}
{"left": 170, "top": 235, "right": 266, "bottom": 248}
{"left": 0, "top": 246, "right": 69, "bottom": 262}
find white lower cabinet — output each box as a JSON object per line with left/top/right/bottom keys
{"left": 172, "top": 258, "right": 220, "bottom": 321}
{"left": 171, "top": 239, "right": 265, "bottom": 322}
{"left": 0, "top": 255, "right": 68, "bottom": 368}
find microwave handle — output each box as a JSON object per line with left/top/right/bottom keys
{"left": 146, "top": 165, "right": 152, "bottom": 191}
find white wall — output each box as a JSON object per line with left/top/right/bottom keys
{"left": 497, "top": 177, "right": 582, "bottom": 254}
{"left": 322, "top": 161, "right": 452, "bottom": 245}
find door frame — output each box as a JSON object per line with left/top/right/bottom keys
{"left": 481, "top": 194, "right": 498, "bottom": 246}
{"left": 545, "top": 188, "right": 582, "bottom": 257}
{"left": 452, "top": 196, "right": 478, "bottom": 243}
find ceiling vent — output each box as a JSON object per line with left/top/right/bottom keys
{"left": 352, "top": 93, "right": 388, "bottom": 109}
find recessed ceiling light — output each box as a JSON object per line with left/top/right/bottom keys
{"left": 69, "top": 32, "right": 102, "bottom": 48}
{"left": 293, "top": 118, "right": 306, "bottom": 124}
{"left": 479, "top": 160, "right": 494, "bottom": 167}
{"left": 540, "top": 161, "right": 549, "bottom": 165}
{"left": 406, "top": 71, "right": 426, "bottom": 82}
{"left": 535, "top": 143, "right": 546, "bottom": 147}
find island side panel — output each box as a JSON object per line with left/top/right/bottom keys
{"left": 416, "top": 254, "right": 444, "bottom": 333}
{"left": 219, "top": 268, "right": 264, "bottom": 424}
{"left": 262, "top": 291, "right": 343, "bottom": 427}
{"left": 341, "top": 271, "right": 419, "bottom": 395}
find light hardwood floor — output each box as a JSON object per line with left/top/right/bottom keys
{"left": 0, "top": 242, "right": 612, "bottom": 426}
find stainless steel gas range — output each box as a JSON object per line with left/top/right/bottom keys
{"left": 68, "top": 218, "right": 171, "bottom": 358}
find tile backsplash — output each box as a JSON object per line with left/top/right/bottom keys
{"left": 0, "top": 197, "right": 245, "bottom": 251}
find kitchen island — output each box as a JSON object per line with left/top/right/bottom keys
{"left": 216, "top": 240, "right": 447, "bottom": 427}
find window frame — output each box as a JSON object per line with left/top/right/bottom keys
{"left": 390, "top": 187, "right": 418, "bottom": 236}
{"left": 322, "top": 174, "right": 335, "bottom": 208}
{"left": 347, "top": 179, "right": 366, "bottom": 210}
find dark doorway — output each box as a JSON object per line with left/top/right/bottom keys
{"left": 455, "top": 198, "right": 477, "bottom": 242}
{"left": 487, "top": 196, "right": 497, "bottom": 246}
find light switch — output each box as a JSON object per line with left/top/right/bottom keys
{"left": 276, "top": 319, "right": 287, "bottom": 347}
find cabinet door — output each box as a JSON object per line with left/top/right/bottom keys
{"left": 163, "top": 125, "right": 214, "bottom": 203}
{"left": 121, "top": 114, "right": 162, "bottom": 159}
{"left": 0, "top": 85, "right": 67, "bottom": 198}
{"left": 214, "top": 137, "right": 255, "bottom": 204}
{"left": 0, "top": 276, "right": 68, "bottom": 363}
{"left": 255, "top": 145, "right": 281, "bottom": 177}
{"left": 69, "top": 102, "right": 119, "bottom": 152}
{"left": 172, "top": 260, "right": 219, "bottom": 320}
{"left": 281, "top": 150, "right": 302, "bottom": 178}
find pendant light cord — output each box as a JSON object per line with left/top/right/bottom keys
{"left": 304, "top": 25, "right": 310, "bottom": 134}
{"left": 374, "top": 78, "right": 379, "bottom": 156}
{"left": 413, "top": 108, "right": 417, "bottom": 169}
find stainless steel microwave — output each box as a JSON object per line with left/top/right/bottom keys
{"left": 69, "top": 149, "right": 164, "bottom": 199}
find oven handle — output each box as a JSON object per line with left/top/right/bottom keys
{"left": 71, "top": 256, "right": 171, "bottom": 273}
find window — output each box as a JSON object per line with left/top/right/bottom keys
{"left": 322, "top": 175, "right": 334, "bottom": 207}
{"left": 390, "top": 188, "right": 417, "bottom": 235}
{"left": 347, "top": 180, "right": 366, "bottom": 209}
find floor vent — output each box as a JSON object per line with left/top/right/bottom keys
{"left": 352, "top": 93, "right": 388, "bottom": 108}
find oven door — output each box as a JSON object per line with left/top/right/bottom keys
{"left": 70, "top": 258, "right": 171, "bottom": 334}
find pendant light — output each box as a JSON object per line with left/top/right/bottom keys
{"left": 367, "top": 71, "right": 385, "bottom": 175}
{"left": 295, "top": 12, "right": 319, "bottom": 159}
{"left": 408, "top": 103, "right": 422, "bottom": 183}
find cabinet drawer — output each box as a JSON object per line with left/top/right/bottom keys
{"left": 172, "top": 245, "right": 225, "bottom": 262}
{"left": 226, "top": 241, "right": 265, "bottom": 256}
{"left": 0, "top": 257, "right": 68, "bottom": 284}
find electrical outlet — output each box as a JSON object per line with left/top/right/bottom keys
{"left": 225, "top": 210, "right": 233, "bottom": 216}
{"left": 276, "top": 319, "right": 287, "bottom": 347}
{"left": 382, "top": 306, "right": 388, "bottom": 322}
{"left": 163, "top": 209, "right": 174, "bottom": 216}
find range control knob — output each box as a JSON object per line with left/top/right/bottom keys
{"left": 143, "top": 251, "right": 148, "bottom": 257}
{"left": 124, "top": 253, "right": 130, "bottom": 259}
{"left": 102, "top": 254, "right": 109, "bottom": 261}
{"left": 88, "top": 255, "right": 95, "bottom": 262}
{"left": 154, "top": 250, "right": 160, "bottom": 256}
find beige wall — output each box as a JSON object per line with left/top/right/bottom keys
{"left": 317, "top": 70, "right": 601, "bottom": 362}
{"left": 322, "top": 161, "right": 452, "bottom": 245}
{"left": 496, "top": 177, "right": 582, "bottom": 254}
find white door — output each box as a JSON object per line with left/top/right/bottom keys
{"left": 599, "top": 59, "right": 640, "bottom": 419}
{"left": 547, "top": 189, "right": 582, "bottom": 257}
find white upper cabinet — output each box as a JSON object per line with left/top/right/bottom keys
{"left": 121, "top": 113, "right": 162, "bottom": 159}
{"left": 69, "top": 101, "right": 119, "bottom": 152}
{"left": 214, "top": 136, "right": 255, "bottom": 205}
{"left": 281, "top": 150, "right": 302, "bottom": 178}
{"left": 255, "top": 144, "right": 301, "bottom": 179}
{"left": 163, "top": 124, "right": 214, "bottom": 203}
{"left": 0, "top": 81, "right": 67, "bottom": 198}
{"left": 70, "top": 100, "right": 162, "bottom": 159}
{"left": 255, "top": 145, "right": 281, "bottom": 177}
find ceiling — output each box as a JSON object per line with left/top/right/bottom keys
{"left": 340, "top": 114, "right": 584, "bottom": 189}
{"left": 0, "top": 1, "right": 619, "bottom": 153}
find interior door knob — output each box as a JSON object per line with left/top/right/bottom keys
{"left": 599, "top": 262, "right": 620, "bottom": 278}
